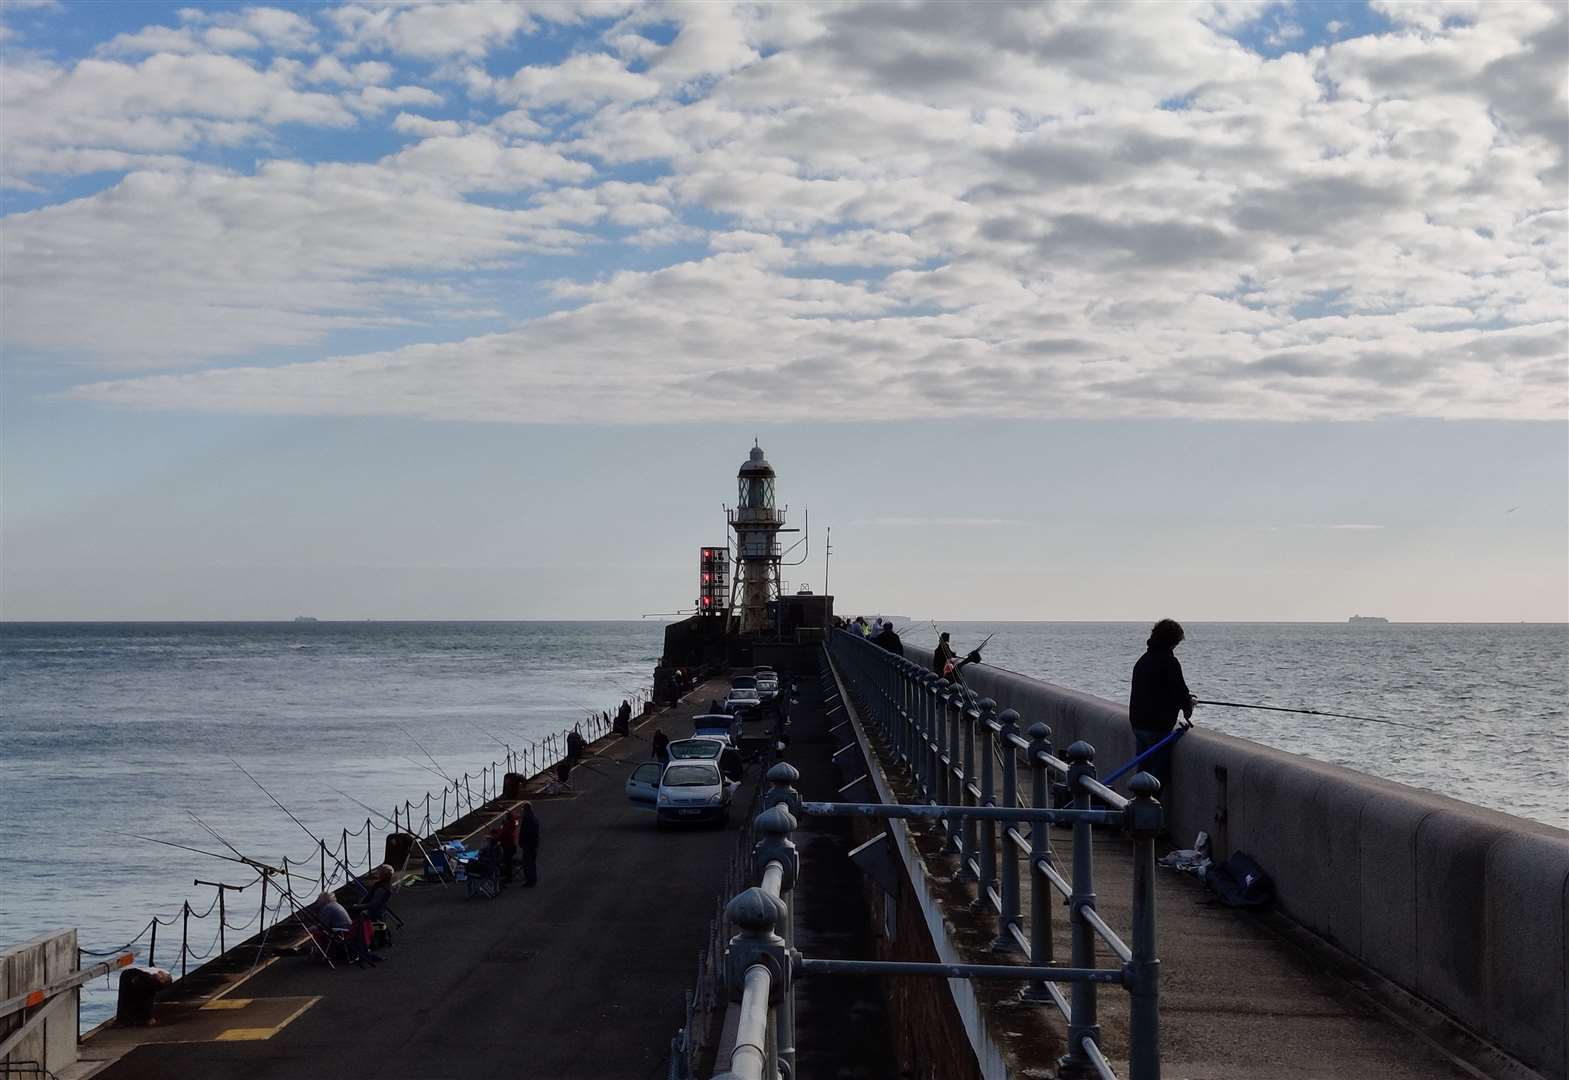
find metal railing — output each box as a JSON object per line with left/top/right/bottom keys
{"left": 711, "top": 637, "right": 1164, "bottom": 1080}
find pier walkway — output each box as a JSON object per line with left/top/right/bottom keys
{"left": 84, "top": 681, "right": 760, "bottom": 1080}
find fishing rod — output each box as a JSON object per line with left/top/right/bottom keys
{"left": 329, "top": 785, "right": 447, "bottom": 887}
{"left": 183, "top": 809, "right": 339, "bottom": 965}
{"left": 399, "top": 727, "right": 454, "bottom": 782}
{"left": 1195, "top": 699, "right": 1415, "bottom": 728}
{"left": 120, "top": 832, "right": 277, "bottom": 874}
{"left": 228, "top": 759, "right": 380, "bottom": 906}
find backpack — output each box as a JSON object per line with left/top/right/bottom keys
{"left": 1205, "top": 850, "right": 1274, "bottom": 908}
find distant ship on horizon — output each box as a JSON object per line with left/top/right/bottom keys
{"left": 1348, "top": 614, "right": 1390, "bottom": 624}
{"left": 292, "top": 615, "right": 319, "bottom": 623}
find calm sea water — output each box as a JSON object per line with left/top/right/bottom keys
{"left": 0, "top": 621, "right": 664, "bottom": 1028}
{"left": 1, "top": 620, "right": 1565, "bottom": 1030}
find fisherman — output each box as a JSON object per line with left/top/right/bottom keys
{"left": 615, "top": 699, "right": 633, "bottom": 735}
{"left": 651, "top": 728, "right": 670, "bottom": 763}
{"left": 518, "top": 801, "right": 541, "bottom": 887}
{"left": 347, "top": 865, "right": 396, "bottom": 952}
{"left": 566, "top": 727, "right": 586, "bottom": 763}
{"left": 932, "top": 631, "right": 956, "bottom": 676}
{"left": 1128, "top": 618, "right": 1196, "bottom": 797}
{"left": 317, "top": 890, "right": 375, "bottom": 965}
{"left": 495, "top": 810, "right": 519, "bottom": 883}
{"left": 874, "top": 620, "right": 903, "bottom": 656}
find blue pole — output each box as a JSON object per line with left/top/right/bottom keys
{"left": 1103, "top": 724, "right": 1190, "bottom": 786}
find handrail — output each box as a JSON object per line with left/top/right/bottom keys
{"left": 824, "top": 630, "right": 1164, "bottom": 1080}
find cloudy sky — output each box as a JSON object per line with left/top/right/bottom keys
{"left": 1, "top": 0, "right": 1565, "bottom": 621}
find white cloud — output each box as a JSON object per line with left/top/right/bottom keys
{"left": 2, "top": 0, "right": 1564, "bottom": 424}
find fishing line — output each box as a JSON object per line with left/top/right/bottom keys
{"left": 1195, "top": 699, "right": 1415, "bottom": 728}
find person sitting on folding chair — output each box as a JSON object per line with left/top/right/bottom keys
{"left": 347, "top": 865, "right": 396, "bottom": 950}
{"left": 315, "top": 891, "right": 379, "bottom": 966}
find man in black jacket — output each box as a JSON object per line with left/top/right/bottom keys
{"left": 1128, "top": 619, "right": 1196, "bottom": 797}
{"left": 873, "top": 621, "right": 903, "bottom": 655}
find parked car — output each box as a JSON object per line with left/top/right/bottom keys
{"left": 723, "top": 687, "right": 761, "bottom": 718}
{"left": 655, "top": 760, "right": 733, "bottom": 826}
{"left": 730, "top": 674, "right": 758, "bottom": 692}
{"left": 754, "top": 670, "right": 780, "bottom": 702}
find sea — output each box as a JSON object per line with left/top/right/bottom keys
{"left": 1, "top": 619, "right": 1565, "bottom": 1030}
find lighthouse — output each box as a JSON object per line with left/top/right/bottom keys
{"left": 728, "top": 442, "right": 785, "bottom": 634}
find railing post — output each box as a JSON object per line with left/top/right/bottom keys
{"left": 993, "top": 709, "right": 1021, "bottom": 951}
{"left": 319, "top": 839, "right": 327, "bottom": 888}
{"left": 366, "top": 820, "right": 372, "bottom": 868}
{"left": 973, "top": 699, "right": 998, "bottom": 912}
{"left": 259, "top": 873, "right": 269, "bottom": 937}
{"left": 1060, "top": 740, "right": 1102, "bottom": 1078}
{"left": 216, "top": 885, "right": 226, "bottom": 955}
{"left": 1024, "top": 722, "right": 1055, "bottom": 1001}
{"left": 934, "top": 681, "right": 950, "bottom": 808}
{"left": 944, "top": 686, "right": 962, "bottom": 853}
{"left": 958, "top": 697, "right": 983, "bottom": 881}
{"left": 1125, "top": 772, "right": 1164, "bottom": 1080}
{"left": 180, "top": 901, "right": 190, "bottom": 979}
{"left": 754, "top": 804, "right": 799, "bottom": 1079}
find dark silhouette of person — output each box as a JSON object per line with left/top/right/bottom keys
{"left": 566, "top": 728, "right": 586, "bottom": 762}
{"left": 518, "top": 801, "right": 541, "bottom": 887}
{"left": 932, "top": 632, "right": 956, "bottom": 676}
{"left": 494, "top": 811, "right": 518, "bottom": 883}
{"left": 874, "top": 621, "right": 903, "bottom": 655}
{"left": 1128, "top": 618, "right": 1196, "bottom": 798}
{"left": 651, "top": 728, "right": 670, "bottom": 763}
{"left": 615, "top": 700, "right": 632, "bottom": 735}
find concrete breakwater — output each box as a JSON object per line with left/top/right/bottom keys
{"left": 901, "top": 643, "right": 1569, "bottom": 1080}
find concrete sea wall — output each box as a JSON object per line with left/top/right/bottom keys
{"left": 902, "top": 645, "right": 1569, "bottom": 1080}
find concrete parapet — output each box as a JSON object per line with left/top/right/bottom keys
{"left": 899, "top": 642, "right": 1569, "bottom": 1079}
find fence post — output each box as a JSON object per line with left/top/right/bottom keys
{"left": 1060, "top": 740, "right": 1102, "bottom": 1078}
{"left": 945, "top": 686, "right": 962, "bottom": 853}
{"left": 180, "top": 901, "right": 190, "bottom": 979}
{"left": 319, "top": 839, "right": 327, "bottom": 888}
{"left": 1126, "top": 772, "right": 1164, "bottom": 1080}
{"left": 149, "top": 920, "right": 158, "bottom": 968}
{"left": 424, "top": 792, "right": 432, "bottom": 834}
{"left": 994, "top": 708, "right": 1021, "bottom": 951}
{"left": 973, "top": 700, "right": 999, "bottom": 912}
{"left": 754, "top": 804, "right": 799, "bottom": 1078}
{"left": 259, "top": 873, "right": 269, "bottom": 937}
{"left": 1024, "top": 722, "right": 1055, "bottom": 1000}
{"left": 366, "top": 820, "right": 372, "bottom": 868}
{"left": 958, "top": 697, "right": 984, "bottom": 882}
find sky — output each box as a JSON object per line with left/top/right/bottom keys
{"left": 1, "top": 0, "right": 1565, "bottom": 622}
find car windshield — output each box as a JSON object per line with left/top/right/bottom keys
{"left": 731, "top": 676, "right": 757, "bottom": 689}
{"left": 663, "top": 764, "right": 719, "bottom": 787}
{"left": 729, "top": 690, "right": 759, "bottom": 701}
{"left": 669, "top": 740, "right": 723, "bottom": 759}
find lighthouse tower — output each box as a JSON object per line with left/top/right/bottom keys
{"left": 728, "top": 442, "right": 785, "bottom": 634}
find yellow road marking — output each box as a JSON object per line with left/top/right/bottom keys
{"left": 201, "top": 998, "right": 251, "bottom": 1010}
{"left": 212, "top": 996, "right": 320, "bottom": 1042}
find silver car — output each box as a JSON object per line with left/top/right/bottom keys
{"left": 656, "top": 761, "right": 732, "bottom": 826}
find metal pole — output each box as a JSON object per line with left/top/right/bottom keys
{"left": 1061, "top": 740, "right": 1102, "bottom": 1078}
{"left": 149, "top": 921, "right": 157, "bottom": 968}
{"left": 975, "top": 700, "right": 998, "bottom": 912}
{"left": 365, "top": 820, "right": 372, "bottom": 868}
{"left": 180, "top": 902, "right": 190, "bottom": 979}
{"left": 1025, "top": 722, "right": 1055, "bottom": 999}
{"left": 319, "top": 839, "right": 327, "bottom": 888}
{"left": 1127, "top": 772, "right": 1163, "bottom": 1080}
{"left": 945, "top": 687, "right": 962, "bottom": 853}
{"left": 959, "top": 698, "right": 983, "bottom": 881}
{"left": 995, "top": 709, "right": 1021, "bottom": 951}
